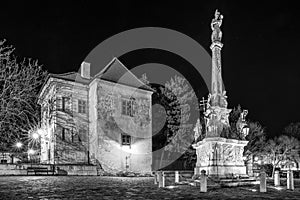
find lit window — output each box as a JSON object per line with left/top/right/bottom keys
{"left": 121, "top": 134, "right": 131, "bottom": 146}
{"left": 78, "top": 100, "right": 87, "bottom": 114}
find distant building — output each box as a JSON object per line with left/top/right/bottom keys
{"left": 38, "top": 58, "right": 153, "bottom": 174}
{"left": 0, "top": 152, "right": 22, "bottom": 164}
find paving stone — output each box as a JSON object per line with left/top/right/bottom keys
{"left": 0, "top": 176, "right": 299, "bottom": 199}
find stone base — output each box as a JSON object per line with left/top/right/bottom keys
{"left": 193, "top": 137, "right": 248, "bottom": 178}
{"left": 194, "top": 165, "right": 247, "bottom": 178}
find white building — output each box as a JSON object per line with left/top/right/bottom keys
{"left": 38, "top": 58, "right": 153, "bottom": 174}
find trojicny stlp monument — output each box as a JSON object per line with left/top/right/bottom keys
{"left": 192, "top": 10, "right": 249, "bottom": 178}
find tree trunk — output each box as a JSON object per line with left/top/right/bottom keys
{"left": 272, "top": 164, "right": 275, "bottom": 179}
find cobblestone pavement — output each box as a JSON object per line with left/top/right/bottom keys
{"left": 0, "top": 176, "right": 300, "bottom": 199}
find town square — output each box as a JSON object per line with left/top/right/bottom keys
{"left": 1, "top": 1, "right": 300, "bottom": 199}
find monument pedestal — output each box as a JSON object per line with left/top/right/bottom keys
{"left": 193, "top": 137, "right": 248, "bottom": 178}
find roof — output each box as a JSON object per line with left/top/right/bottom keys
{"left": 43, "top": 58, "right": 153, "bottom": 92}
{"left": 49, "top": 72, "right": 90, "bottom": 84}
{"left": 94, "top": 57, "right": 153, "bottom": 91}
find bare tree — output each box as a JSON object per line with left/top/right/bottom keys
{"left": 0, "top": 40, "right": 47, "bottom": 151}
{"left": 152, "top": 75, "right": 196, "bottom": 169}
{"left": 264, "top": 135, "right": 299, "bottom": 178}
{"left": 283, "top": 122, "right": 300, "bottom": 140}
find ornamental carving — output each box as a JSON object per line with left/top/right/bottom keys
{"left": 235, "top": 146, "right": 244, "bottom": 163}
{"left": 223, "top": 144, "right": 235, "bottom": 162}
{"left": 197, "top": 145, "right": 212, "bottom": 166}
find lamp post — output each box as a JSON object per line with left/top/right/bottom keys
{"left": 242, "top": 125, "right": 250, "bottom": 139}
{"left": 15, "top": 142, "right": 23, "bottom": 149}
{"left": 28, "top": 149, "right": 35, "bottom": 167}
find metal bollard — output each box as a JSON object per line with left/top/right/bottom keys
{"left": 287, "top": 170, "right": 294, "bottom": 190}
{"left": 274, "top": 170, "right": 280, "bottom": 186}
{"left": 175, "top": 171, "right": 179, "bottom": 183}
{"left": 200, "top": 170, "right": 207, "bottom": 193}
{"left": 260, "top": 171, "right": 267, "bottom": 192}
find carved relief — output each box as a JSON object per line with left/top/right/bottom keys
{"left": 222, "top": 144, "right": 235, "bottom": 162}
{"left": 235, "top": 146, "right": 244, "bottom": 163}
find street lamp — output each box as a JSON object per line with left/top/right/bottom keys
{"left": 242, "top": 125, "right": 250, "bottom": 139}
{"left": 32, "top": 132, "right": 39, "bottom": 140}
{"left": 28, "top": 149, "right": 35, "bottom": 166}
{"left": 15, "top": 142, "right": 23, "bottom": 149}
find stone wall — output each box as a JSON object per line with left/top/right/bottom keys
{"left": 0, "top": 164, "right": 27, "bottom": 175}
{"left": 0, "top": 164, "right": 97, "bottom": 176}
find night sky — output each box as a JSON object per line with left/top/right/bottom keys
{"left": 2, "top": 1, "right": 300, "bottom": 137}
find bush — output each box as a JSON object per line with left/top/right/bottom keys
{"left": 260, "top": 164, "right": 273, "bottom": 177}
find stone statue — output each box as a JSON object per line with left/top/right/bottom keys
{"left": 211, "top": 9, "right": 223, "bottom": 42}
{"left": 236, "top": 110, "right": 249, "bottom": 139}
{"left": 194, "top": 118, "right": 202, "bottom": 141}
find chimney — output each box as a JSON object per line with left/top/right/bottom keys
{"left": 80, "top": 61, "right": 90, "bottom": 79}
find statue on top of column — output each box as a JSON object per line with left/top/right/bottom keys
{"left": 211, "top": 9, "right": 223, "bottom": 42}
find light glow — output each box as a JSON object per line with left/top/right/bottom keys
{"left": 28, "top": 149, "right": 35, "bottom": 155}
{"left": 32, "top": 132, "right": 39, "bottom": 140}
{"left": 15, "top": 142, "right": 23, "bottom": 148}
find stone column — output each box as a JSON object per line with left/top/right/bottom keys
{"left": 200, "top": 170, "right": 207, "bottom": 193}
{"left": 260, "top": 171, "right": 267, "bottom": 192}
{"left": 175, "top": 171, "right": 179, "bottom": 183}
{"left": 274, "top": 170, "right": 280, "bottom": 186}
{"left": 287, "top": 170, "right": 294, "bottom": 190}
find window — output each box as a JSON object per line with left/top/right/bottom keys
{"left": 78, "top": 100, "right": 87, "bottom": 114}
{"left": 62, "top": 128, "right": 65, "bottom": 141}
{"left": 121, "top": 98, "right": 135, "bottom": 116}
{"left": 121, "top": 134, "right": 131, "bottom": 146}
{"left": 78, "top": 128, "right": 87, "bottom": 142}
{"left": 62, "top": 97, "right": 70, "bottom": 111}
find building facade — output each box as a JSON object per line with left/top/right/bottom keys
{"left": 38, "top": 58, "right": 153, "bottom": 174}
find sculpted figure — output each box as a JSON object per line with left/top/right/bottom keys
{"left": 211, "top": 9, "right": 223, "bottom": 42}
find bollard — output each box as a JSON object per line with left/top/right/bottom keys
{"left": 200, "top": 170, "right": 207, "bottom": 193}
{"left": 274, "top": 170, "right": 280, "bottom": 186}
{"left": 287, "top": 170, "right": 294, "bottom": 190}
{"left": 175, "top": 171, "right": 179, "bottom": 183}
{"left": 158, "top": 171, "right": 166, "bottom": 188}
{"left": 260, "top": 171, "right": 267, "bottom": 192}
{"left": 154, "top": 171, "right": 158, "bottom": 184}
{"left": 162, "top": 172, "right": 166, "bottom": 187}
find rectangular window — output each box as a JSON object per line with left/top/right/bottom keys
{"left": 62, "top": 97, "right": 70, "bottom": 111}
{"left": 0, "top": 160, "right": 7, "bottom": 164}
{"left": 62, "top": 128, "right": 65, "bottom": 141}
{"left": 121, "top": 134, "right": 131, "bottom": 146}
{"left": 121, "top": 99, "right": 135, "bottom": 116}
{"left": 78, "top": 100, "right": 87, "bottom": 114}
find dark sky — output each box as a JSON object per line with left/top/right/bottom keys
{"left": 2, "top": 1, "right": 300, "bottom": 137}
